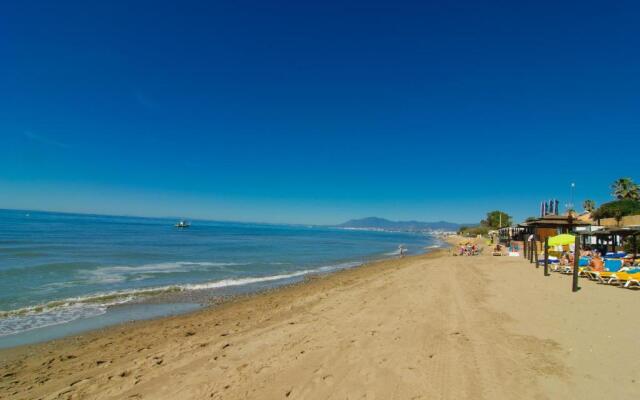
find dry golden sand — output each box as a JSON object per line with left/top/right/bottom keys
{"left": 1, "top": 237, "right": 639, "bottom": 399}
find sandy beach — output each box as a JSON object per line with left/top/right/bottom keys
{"left": 1, "top": 237, "right": 639, "bottom": 399}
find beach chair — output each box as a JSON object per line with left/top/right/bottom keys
{"left": 597, "top": 267, "right": 632, "bottom": 284}
{"left": 584, "top": 259, "right": 624, "bottom": 281}
{"left": 625, "top": 278, "right": 640, "bottom": 289}
{"left": 577, "top": 257, "right": 591, "bottom": 277}
{"left": 561, "top": 264, "right": 576, "bottom": 274}
{"left": 606, "top": 269, "right": 640, "bottom": 286}
{"left": 491, "top": 245, "right": 502, "bottom": 256}
{"left": 605, "top": 252, "right": 627, "bottom": 259}
{"left": 538, "top": 256, "right": 559, "bottom": 269}
{"left": 618, "top": 270, "right": 640, "bottom": 288}
{"left": 578, "top": 257, "right": 591, "bottom": 267}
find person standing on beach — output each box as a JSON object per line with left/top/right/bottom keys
{"left": 399, "top": 245, "right": 406, "bottom": 258}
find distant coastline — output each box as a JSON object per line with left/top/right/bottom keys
{"left": 336, "top": 216, "right": 465, "bottom": 233}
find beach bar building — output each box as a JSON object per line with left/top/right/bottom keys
{"left": 500, "top": 214, "right": 591, "bottom": 252}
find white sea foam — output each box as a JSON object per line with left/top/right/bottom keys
{"left": 0, "top": 260, "right": 362, "bottom": 338}
{"left": 77, "top": 261, "right": 245, "bottom": 285}
{"left": 0, "top": 297, "right": 133, "bottom": 337}
{"left": 0, "top": 304, "right": 106, "bottom": 337}
{"left": 182, "top": 270, "right": 313, "bottom": 291}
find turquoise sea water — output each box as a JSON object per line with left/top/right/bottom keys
{"left": 0, "top": 209, "right": 438, "bottom": 347}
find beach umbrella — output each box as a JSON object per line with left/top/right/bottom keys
{"left": 548, "top": 234, "right": 576, "bottom": 247}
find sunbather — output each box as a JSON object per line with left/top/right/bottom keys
{"left": 589, "top": 255, "right": 604, "bottom": 271}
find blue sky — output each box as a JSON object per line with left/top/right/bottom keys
{"left": 1, "top": 0, "right": 639, "bottom": 224}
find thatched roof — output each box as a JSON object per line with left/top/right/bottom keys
{"left": 519, "top": 215, "right": 591, "bottom": 228}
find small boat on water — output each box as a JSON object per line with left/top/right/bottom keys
{"left": 175, "top": 220, "right": 191, "bottom": 228}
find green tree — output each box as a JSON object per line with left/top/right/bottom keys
{"left": 458, "top": 225, "right": 490, "bottom": 236}
{"left": 582, "top": 199, "right": 596, "bottom": 212}
{"left": 611, "top": 178, "right": 640, "bottom": 200}
{"left": 591, "top": 199, "right": 640, "bottom": 220}
{"left": 481, "top": 210, "right": 512, "bottom": 229}
{"left": 614, "top": 211, "right": 624, "bottom": 227}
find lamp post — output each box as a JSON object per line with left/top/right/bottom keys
{"left": 566, "top": 182, "right": 576, "bottom": 212}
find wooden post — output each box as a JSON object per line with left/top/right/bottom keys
{"left": 572, "top": 235, "right": 581, "bottom": 292}
{"left": 599, "top": 235, "right": 603, "bottom": 254}
{"left": 523, "top": 237, "right": 528, "bottom": 259}
{"left": 534, "top": 239, "right": 539, "bottom": 267}
{"left": 529, "top": 239, "right": 534, "bottom": 263}
{"left": 633, "top": 234, "right": 637, "bottom": 262}
{"left": 544, "top": 237, "right": 549, "bottom": 276}
{"left": 612, "top": 234, "right": 616, "bottom": 253}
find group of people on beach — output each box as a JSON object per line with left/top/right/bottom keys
{"left": 558, "top": 246, "right": 636, "bottom": 270}
{"left": 457, "top": 243, "right": 479, "bottom": 256}
{"left": 558, "top": 248, "right": 604, "bottom": 269}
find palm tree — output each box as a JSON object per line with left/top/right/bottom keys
{"left": 614, "top": 211, "right": 624, "bottom": 227}
{"left": 611, "top": 178, "right": 640, "bottom": 200}
{"left": 582, "top": 199, "right": 595, "bottom": 212}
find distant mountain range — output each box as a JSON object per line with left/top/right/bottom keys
{"left": 337, "top": 217, "right": 463, "bottom": 232}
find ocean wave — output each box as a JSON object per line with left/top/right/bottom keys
{"left": 0, "top": 297, "right": 132, "bottom": 338}
{"left": 181, "top": 271, "right": 314, "bottom": 291}
{"left": 385, "top": 249, "right": 402, "bottom": 256}
{"left": 76, "top": 261, "right": 246, "bottom": 285}
{"left": 0, "top": 260, "right": 362, "bottom": 337}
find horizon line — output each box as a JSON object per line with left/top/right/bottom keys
{"left": 0, "top": 207, "right": 467, "bottom": 228}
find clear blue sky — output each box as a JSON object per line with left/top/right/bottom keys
{"left": 1, "top": 0, "right": 639, "bottom": 224}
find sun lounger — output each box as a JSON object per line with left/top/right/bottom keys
{"left": 538, "top": 256, "right": 559, "bottom": 267}
{"left": 615, "top": 269, "right": 640, "bottom": 288}
{"left": 578, "top": 257, "right": 590, "bottom": 267}
{"left": 625, "top": 277, "right": 640, "bottom": 288}
{"left": 584, "top": 259, "right": 624, "bottom": 281}
{"left": 607, "top": 270, "right": 640, "bottom": 286}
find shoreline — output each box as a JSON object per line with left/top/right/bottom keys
{"left": 4, "top": 236, "right": 638, "bottom": 399}
{"left": 0, "top": 233, "right": 445, "bottom": 348}
{"left": 0, "top": 244, "right": 448, "bottom": 354}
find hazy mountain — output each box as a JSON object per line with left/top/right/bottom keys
{"left": 337, "top": 217, "right": 462, "bottom": 232}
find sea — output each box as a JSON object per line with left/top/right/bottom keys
{"left": 0, "top": 209, "right": 441, "bottom": 348}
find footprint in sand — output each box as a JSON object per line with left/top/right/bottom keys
{"left": 320, "top": 374, "right": 334, "bottom": 386}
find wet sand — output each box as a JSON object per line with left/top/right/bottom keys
{"left": 1, "top": 237, "right": 639, "bottom": 399}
